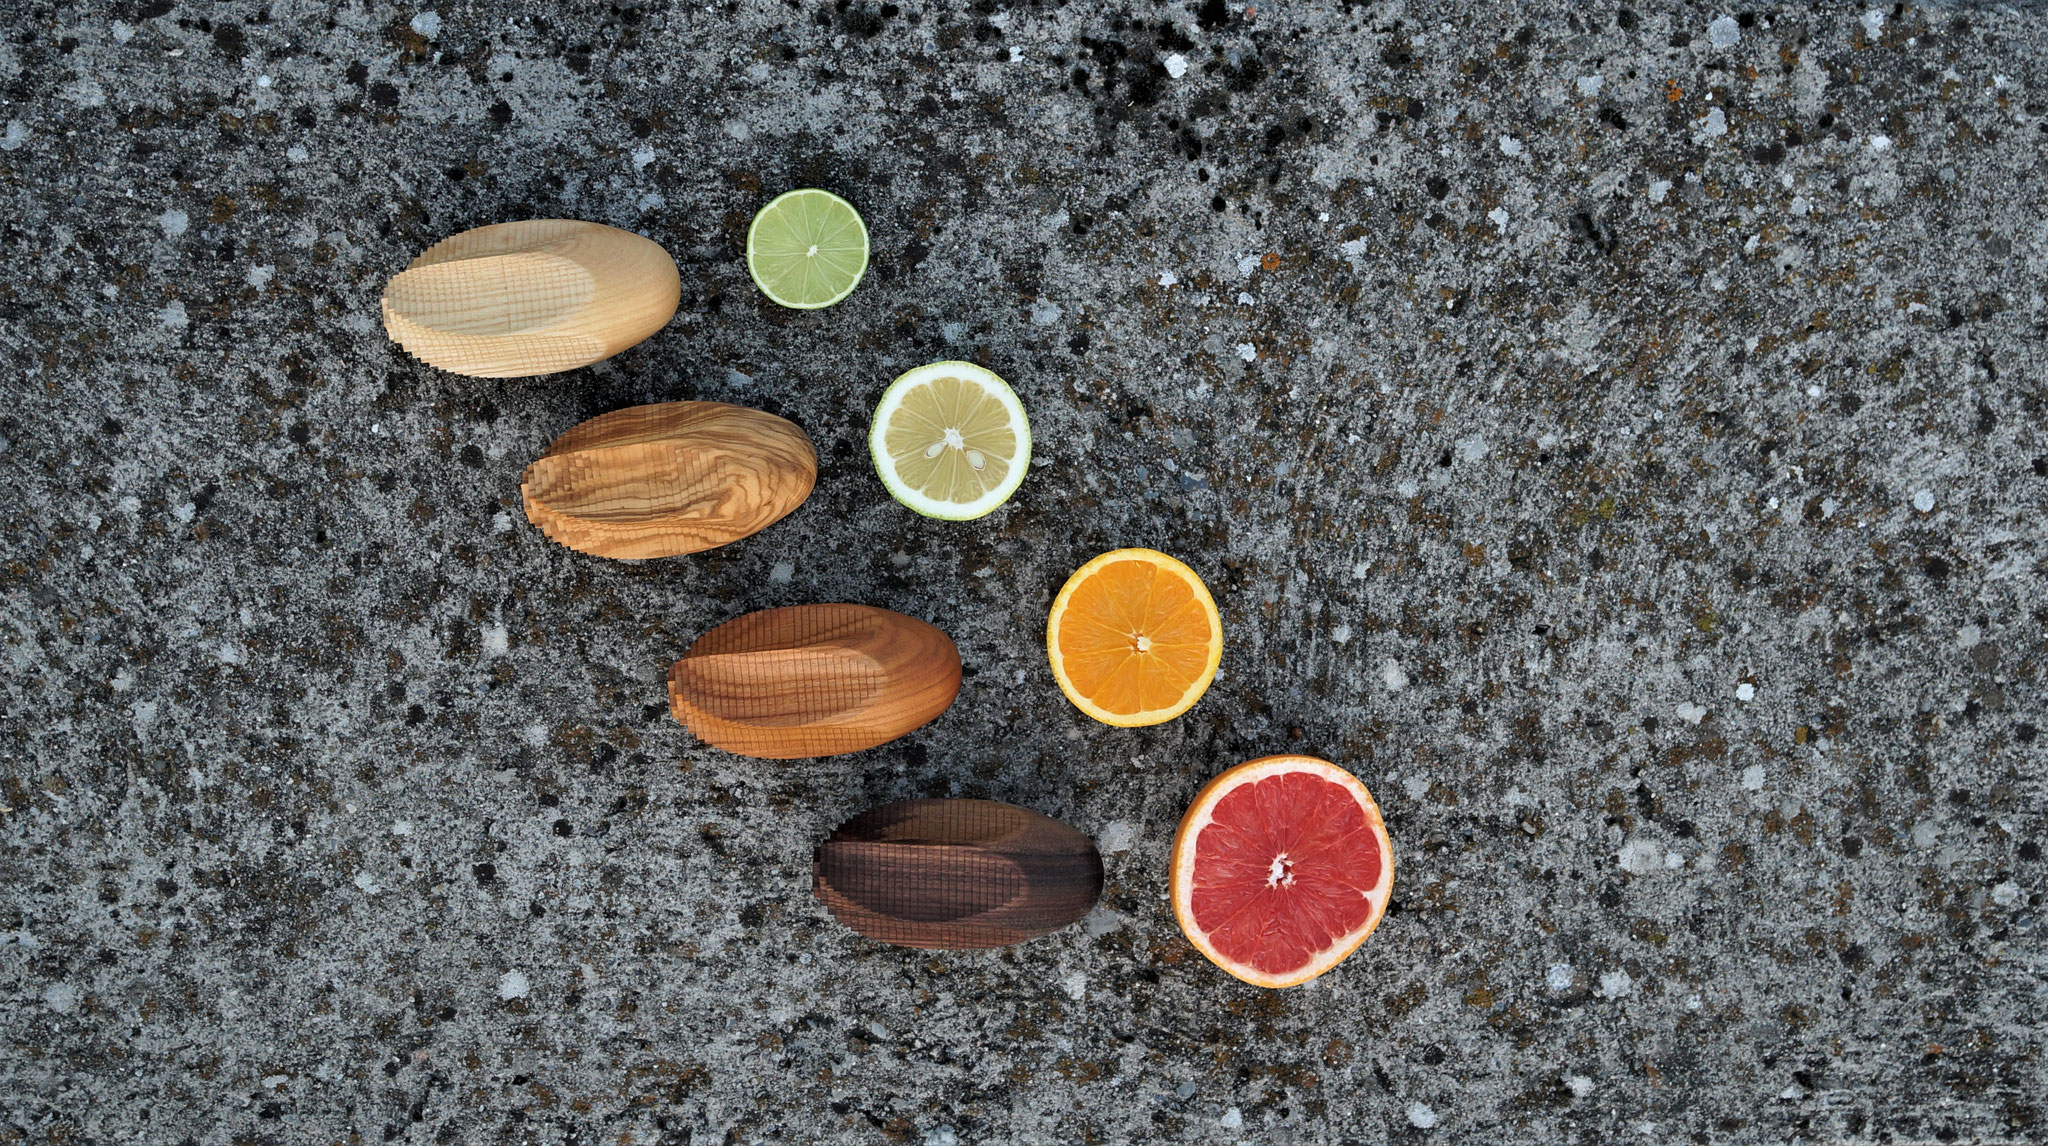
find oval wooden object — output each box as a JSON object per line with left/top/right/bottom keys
{"left": 668, "top": 605, "right": 961, "bottom": 759}
{"left": 814, "top": 799, "right": 1104, "bottom": 950}
{"left": 381, "top": 220, "right": 680, "bottom": 377}
{"left": 521, "top": 402, "right": 817, "bottom": 560}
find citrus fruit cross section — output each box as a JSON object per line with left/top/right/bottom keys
{"left": 1046, "top": 548, "right": 1223, "bottom": 727}
{"left": 1171, "top": 755, "right": 1394, "bottom": 988}
{"left": 869, "top": 361, "right": 1031, "bottom": 520}
{"left": 746, "top": 189, "right": 870, "bottom": 309}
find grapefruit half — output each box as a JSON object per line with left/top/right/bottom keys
{"left": 1170, "top": 755, "right": 1394, "bottom": 988}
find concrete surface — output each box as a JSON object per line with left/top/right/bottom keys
{"left": 2, "top": 1, "right": 2045, "bottom": 1143}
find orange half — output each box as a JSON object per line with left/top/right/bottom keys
{"left": 1170, "top": 755, "right": 1394, "bottom": 988}
{"left": 1046, "top": 548, "right": 1222, "bottom": 727}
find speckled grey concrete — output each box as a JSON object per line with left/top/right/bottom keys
{"left": 2, "top": 2, "right": 2045, "bottom": 1143}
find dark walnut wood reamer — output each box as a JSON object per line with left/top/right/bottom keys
{"left": 813, "top": 799, "right": 1103, "bottom": 949}
{"left": 667, "top": 604, "right": 961, "bottom": 759}
{"left": 521, "top": 401, "right": 817, "bottom": 560}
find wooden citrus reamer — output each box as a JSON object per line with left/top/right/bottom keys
{"left": 668, "top": 604, "right": 961, "bottom": 759}
{"left": 813, "top": 799, "right": 1104, "bottom": 949}
{"left": 382, "top": 219, "right": 680, "bottom": 377}
{"left": 521, "top": 402, "right": 817, "bottom": 560}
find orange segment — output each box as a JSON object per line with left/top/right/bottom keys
{"left": 1046, "top": 548, "right": 1222, "bottom": 727}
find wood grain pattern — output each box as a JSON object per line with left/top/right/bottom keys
{"left": 668, "top": 604, "right": 960, "bottom": 759}
{"left": 814, "top": 799, "right": 1103, "bottom": 950}
{"left": 522, "top": 402, "right": 817, "bottom": 560}
{"left": 381, "top": 220, "right": 680, "bottom": 377}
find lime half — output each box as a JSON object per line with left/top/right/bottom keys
{"left": 869, "top": 361, "right": 1031, "bottom": 520}
{"left": 745, "top": 189, "right": 870, "bottom": 309}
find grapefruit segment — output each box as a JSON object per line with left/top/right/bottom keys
{"left": 1170, "top": 755, "right": 1394, "bottom": 988}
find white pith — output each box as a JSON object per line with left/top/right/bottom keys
{"left": 1267, "top": 854, "right": 1295, "bottom": 887}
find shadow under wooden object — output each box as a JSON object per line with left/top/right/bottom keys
{"left": 381, "top": 219, "right": 680, "bottom": 377}
{"left": 814, "top": 799, "right": 1103, "bottom": 949}
{"left": 668, "top": 604, "right": 960, "bottom": 759}
{"left": 521, "top": 402, "right": 817, "bottom": 559}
